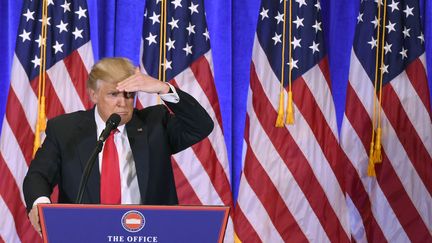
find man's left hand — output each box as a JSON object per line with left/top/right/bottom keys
{"left": 116, "top": 68, "right": 170, "bottom": 94}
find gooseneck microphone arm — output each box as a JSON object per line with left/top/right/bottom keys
{"left": 75, "top": 113, "right": 121, "bottom": 204}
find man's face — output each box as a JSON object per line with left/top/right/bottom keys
{"left": 89, "top": 81, "right": 135, "bottom": 125}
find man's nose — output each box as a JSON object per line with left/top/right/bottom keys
{"left": 116, "top": 96, "right": 127, "bottom": 106}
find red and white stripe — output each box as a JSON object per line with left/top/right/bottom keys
{"left": 138, "top": 50, "right": 234, "bottom": 242}
{"left": 341, "top": 50, "right": 432, "bottom": 242}
{"left": 0, "top": 42, "right": 94, "bottom": 243}
{"left": 234, "top": 35, "right": 350, "bottom": 242}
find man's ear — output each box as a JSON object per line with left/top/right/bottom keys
{"left": 88, "top": 88, "right": 98, "bottom": 104}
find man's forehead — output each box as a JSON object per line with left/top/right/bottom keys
{"left": 97, "top": 80, "right": 118, "bottom": 90}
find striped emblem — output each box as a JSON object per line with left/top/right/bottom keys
{"left": 234, "top": 0, "right": 350, "bottom": 242}
{"left": 139, "top": 0, "right": 234, "bottom": 241}
{"left": 341, "top": 0, "right": 432, "bottom": 241}
{"left": 0, "top": 0, "right": 93, "bottom": 242}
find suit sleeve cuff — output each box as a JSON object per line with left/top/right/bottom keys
{"left": 33, "top": 196, "right": 51, "bottom": 207}
{"left": 159, "top": 83, "right": 180, "bottom": 103}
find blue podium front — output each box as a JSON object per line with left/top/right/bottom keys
{"left": 38, "top": 204, "right": 229, "bottom": 243}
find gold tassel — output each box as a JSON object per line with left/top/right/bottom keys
{"left": 275, "top": 91, "right": 285, "bottom": 127}
{"left": 367, "top": 139, "right": 376, "bottom": 177}
{"left": 38, "top": 96, "right": 47, "bottom": 131}
{"left": 234, "top": 232, "right": 242, "bottom": 243}
{"left": 33, "top": 123, "right": 41, "bottom": 157}
{"left": 33, "top": 97, "right": 47, "bottom": 157}
{"left": 373, "top": 127, "right": 382, "bottom": 163}
{"left": 367, "top": 156, "right": 376, "bottom": 177}
{"left": 286, "top": 91, "right": 294, "bottom": 124}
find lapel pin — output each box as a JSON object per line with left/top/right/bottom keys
{"left": 137, "top": 128, "right": 143, "bottom": 132}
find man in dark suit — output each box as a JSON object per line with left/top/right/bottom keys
{"left": 23, "top": 57, "right": 214, "bottom": 234}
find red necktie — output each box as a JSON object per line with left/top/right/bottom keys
{"left": 100, "top": 129, "right": 121, "bottom": 204}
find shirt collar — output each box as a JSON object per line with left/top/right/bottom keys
{"left": 94, "top": 106, "right": 126, "bottom": 136}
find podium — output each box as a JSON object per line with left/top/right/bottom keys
{"left": 38, "top": 204, "right": 229, "bottom": 243}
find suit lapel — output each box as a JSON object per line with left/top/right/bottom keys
{"left": 126, "top": 114, "right": 149, "bottom": 203}
{"left": 76, "top": 109, "right": 100, "bottom": 203}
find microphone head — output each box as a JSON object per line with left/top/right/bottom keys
{"left": 106, "top": 113, "right": 121, "bottom": 128}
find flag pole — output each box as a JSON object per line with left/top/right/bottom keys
{"left": 368, "top": 0, "right": 382, "bottom": 176}
{"left": 373, "top": 0, "right": 389, "bottom": 164}
{"left": 368, "top": 0, "right": 388, "bottom": 176}
{"left": 162, "top": 0, "right": 167, "bottom": 83}
{"left": 285, "top": 0, "right": 294, "bottom": 125}
{"left": 156, "top": 0, "right": 167, "bottom": 105}
{"left": 156, "top": 0, "right": 167, "bottom": 104}
{"left": 275, "top": 0, "right": 289, "bottom": 127}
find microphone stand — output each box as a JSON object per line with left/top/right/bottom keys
{"left": 75, "top": 140, "right": 104, "bottom": 204}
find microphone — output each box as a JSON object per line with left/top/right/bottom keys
{"left": 98, "top": 113, "right": 121, "bottom": 142}
{"left": 76, "top": 113, "right": 121, "bottom": 204}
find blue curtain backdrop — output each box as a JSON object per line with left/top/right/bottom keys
{"left": 0, "top": 0, "right": 431, "bottom": 201}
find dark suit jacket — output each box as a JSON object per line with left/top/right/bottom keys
{"left": 23, "top": 88, "right": 213, "bottom": 211}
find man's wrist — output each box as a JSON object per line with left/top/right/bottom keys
{"left": 158, "top": 82, "right": 171, "bottom": 94}
{"left": 32, "top": 196, "right": 51, "bottom": 207}
{"left": 159, "top": 83, "right": 180, "bottom": 103}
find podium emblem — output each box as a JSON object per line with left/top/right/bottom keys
{"left": 121, "top": 210, "right": 146, "bottom": 232}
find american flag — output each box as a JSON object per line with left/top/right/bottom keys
{"left": 139, "top": 0, "right": 234, "bottom": 241}
{"left": 341, "top": 0, "right": 432, "bottom": 241}
{"left": 0, "top": 0, "right": 93, "bottom": 242}
{"left": 234, "top": 0, "right": 350, "bottom": 242}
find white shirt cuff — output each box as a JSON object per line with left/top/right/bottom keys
{"left": 159, "top": 83, "right": 180, "bottom": 103}
{"left": 33, "top": 196, "right": 51, "bottom": 207}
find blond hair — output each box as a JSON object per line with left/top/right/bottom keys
{"left": 87, "top": 57, "right": 135, "bottom": 90}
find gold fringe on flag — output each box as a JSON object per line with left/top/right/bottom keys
{"left": 275, "top": 90, "right": 285, "bottom": 127}
{"left": 286, "top": 91, "right": 294, "bottom": 124}
{"left": 367, "top": 154, "right": 376, "bottom": 177}
{"left": 234, "top": 232, "right": 242, "bottom": 243}
{"left": 33, "top": 0, "right": 49, "bottom": 157}
{"left": 38, "top": 96, "right": 47, "bottom": 131}
{"left": 372, "top": 127, "right": 382, "bottom": 163}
